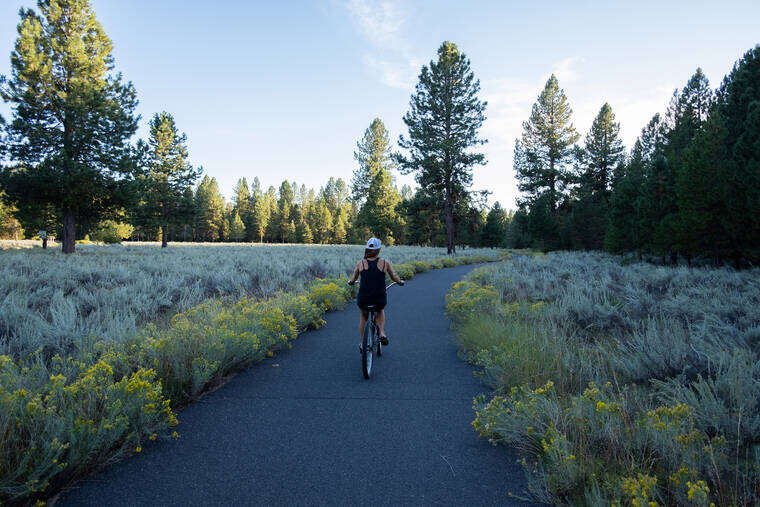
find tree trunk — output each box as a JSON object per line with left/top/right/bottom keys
{"left": 444, "top": 190, "right": 455, "bottom": 254}
{"left": 42, "top": 237, "right": 48, "bottom": 249}
{"left": 162, "top": 223, "right": 169, "bottom": 248}
{"left": 62, "top": 209, "right": 76, "bottom": 254}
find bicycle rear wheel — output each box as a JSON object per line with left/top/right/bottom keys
{"left": 375, "top": 322, "right": 382, "bottom": 357}
{"left": 361, "top": 317, "right": 374, "bottom": 379}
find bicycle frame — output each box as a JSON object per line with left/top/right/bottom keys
{"left": 359, "top": 282, "right": 398, "bottom": 379}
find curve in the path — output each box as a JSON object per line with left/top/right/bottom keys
{"left": 60, "top": 263, "right": 535, "bottom": 506}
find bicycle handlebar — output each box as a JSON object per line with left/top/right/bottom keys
{"left": 348, "top": 280, "right": 405, "bottom": 288}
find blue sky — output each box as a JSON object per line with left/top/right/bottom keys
{"left": 1, "top": 0, "right": 758, "bottom": 208}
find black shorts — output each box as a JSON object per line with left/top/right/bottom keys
{"left": 357, "top": 294, "right": 387, "bottom": 311}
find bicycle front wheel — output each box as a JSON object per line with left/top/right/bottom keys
{"left": 361, "top": 318, "right": 374, "bottom": 379}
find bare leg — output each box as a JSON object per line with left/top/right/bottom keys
{"left": 359, "top": 309, "right": 368, "bottom": 342}
{"left": 377, "top": 309, "right": 386, "bottom": 337}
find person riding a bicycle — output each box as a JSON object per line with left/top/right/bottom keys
{"left": 348, "top": 237, "right": 404, "bottom": 347}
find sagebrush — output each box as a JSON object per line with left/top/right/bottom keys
{"left": 0, "top": 242, "right": 500, "bottom": 359}
{"left": 0, "top": 244, "right": 501, "bottom": 503}
{"left": 447, "top": 251, "right": 760, "bottom": 505}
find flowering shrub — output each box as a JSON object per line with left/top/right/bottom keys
{"left": 308, "top": 280, "right": 350, "bottom": 312}
{"left": 448, "top": 252, "right": 760, "bottom": 505}
{"left": 0, "top": 356, "right": 176, "bottom": 501}
{"left": 0, "top": 249, "right": 499, "bottom": 504}
{"left": 445, "top": 281, "right": 500, "bottom": 323}
{"left": 0, "top": 243, "right": 504, "bottom": 359}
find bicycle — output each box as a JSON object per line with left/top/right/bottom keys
{"left": 358, "top": 282, "right": 397, "bottom": 379}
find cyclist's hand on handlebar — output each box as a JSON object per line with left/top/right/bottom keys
{"left": 398, "top": 280, "right": 405, "bottom": 286}
{"left": 347, "top": 280, "right": 356, "bottom": 286}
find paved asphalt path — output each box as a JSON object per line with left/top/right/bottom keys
{"left": 60, "top": 264, "right": 534, "bottom": 506}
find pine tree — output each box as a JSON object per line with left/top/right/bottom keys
{"left": 712, "top": 46, "right": 760, "bottom": 265}
{"left": 571, "top": 103, "right": 625, "bottom": 249}
{"left": 636, "top": 113, "right": 669, "bottom": 255}
{"left": 480, "top": 202, "right": 507, "bottom": 247}
{"left": 357, "top": 157, "right": 403, "bottom": 243}
{"left": 230, "top": 212, "right": 245, "bottom": 241}
{"left": 396, "top": 42, "right": 487, "bottom": 254}
{"left": 310, "top": 201, "right": 333, "bottom": 244}
{"left": 577, "top": 103, "right": 625, "bottom": 200}
{"left": 322, "top": 177, "right": 349, "bottom": 214}
{"left": 0, "top": 192, "right": 25, "bottom": 240}
{"left": 264, "top": 186, "right": 278, "bottom": 241}
{"left": 250, "top": 188, "right": 270, "bottom": 242}
{"left": 0, "top": 0, "right": 139, "bottom": 254}
{"left": 177, "top": 186, "right": 195, "bottom": 241}
{"left": 673, "top": 114, "right": 725, "bottom": 261}
{"left": 275, "top": 181, "right": 294, "bottom": 243}
{"left": 194, "top": 176, "right": 224, "bottom": 241}
{"left": 332, "top": 210, "right": 348, "bottom": 244}
{"left": 667, "top": 69, "right": 713, "bottom": 261}
{"left": 232, "top": 178, "right": 251, "bottom": 239}
{"left": 514, "top": 75, "right": 579, "bottom": 250}
{"left": 606, "top": 147, "right": 645, "bottom": 254}
{"left": 631, "top": 73, "right": 713, "bottom": 261}
{"left": 296, "top": 221, "right": 313, "bottom": 244}
{"left": 399, "top": 189, "right": 442, "bottom": 246}
{"left": 514, "top": 75, "right": 579, "bottom": 212}
{"left": 138, "top": 112, "right": 200, "bottom": 247}
{"left": 353, "top": 119, "right": 395, "bottom": 203}
{"left": 506, "top": 207, "right": 530, "bottom": 249}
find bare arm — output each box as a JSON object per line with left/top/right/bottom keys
{"left": 348, "top": 261, "right": 361, "bottom": 285}
{"left": 385, "top": 261, "right": 404, "bottom": 285}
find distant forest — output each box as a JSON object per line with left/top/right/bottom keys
{"left": 0, "top": 0, "right": 758, "bottom": 264}
{"left": 512, "top": 47, "right": 760, "bottom": 267}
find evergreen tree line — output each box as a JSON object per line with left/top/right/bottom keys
{"left": 0, "top": 0, "right": 493, "bottom": 254}
{"left": 509, "top": 46, "right": 760, "bottom": 266}
{"left": 4, "top": 0, "right": 753, "bottom": 259}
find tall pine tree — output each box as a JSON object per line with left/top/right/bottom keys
{"left": 194, "top": 176, "right": 224, "bottom": 241}
{"left": 396, "top": 41, "right": 487, "bottom": 254}
{"left": 571, "top": 103, "right": 624, "bottom": 249}
{"left": 232, "top": 177, "right": 251, "bottom": 240}
{"left": 138, "top": 112, "right": 199, "bottom": 248}
{"left": 352, "top": 119, "right": 395, "bottom": 204}
{"left": 671, "top": 69, "right": 714, "bottom": 261}
{"left": 514, "top": 74, "right": 579, "bottom": 249}
{"left": 711, "top": 46, "right": 760, "bottom": 265}
{"left": 0, "top": 0, "right": 139, "bottom": 253}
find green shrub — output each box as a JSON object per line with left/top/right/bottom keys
{"left": 449, "top": 253, "right": 760, "bottom": 505}
{"left": 308, "top": 280, "right": 350, "bottom": 312}
{"left": 0, "top": 244, "right": 504, "bottom": 360}
{"left": 91, "top": 221, "right": 134, "bottom": 244}
{"left": 0, "top": 355, "right": 177, "bottom": 502}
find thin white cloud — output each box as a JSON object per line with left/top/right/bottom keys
{"left": 550, "top": 56, "right": 584, "bottom": 83}
{"left": 345, "top": 0, "right": 419, "bottom": 89}
{"left": 346, "top": 0, "right": 406, "bottom": 50}
{"left": 363, "top": 54, "right": 419, "bottom": 89}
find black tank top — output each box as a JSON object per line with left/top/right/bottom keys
{"left": 358, "top": 258, "right": 386, "bottom": 299}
